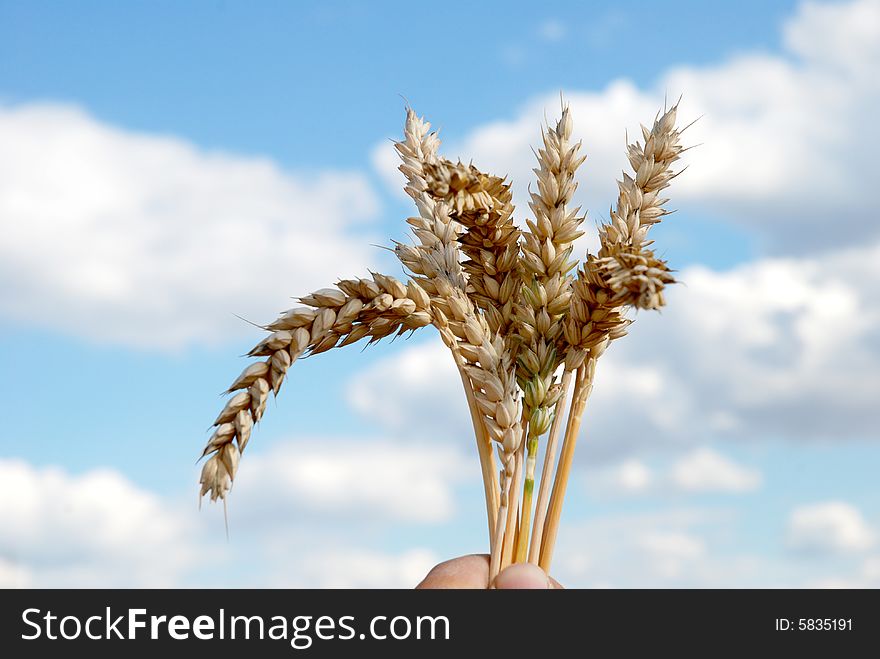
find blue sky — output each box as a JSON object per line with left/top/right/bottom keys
{"left": 1, "top": 0, "right": 879, "bottom": 587}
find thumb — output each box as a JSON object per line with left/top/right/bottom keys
{"left": 493, "top": 562, "right": 552, "bottom": 589}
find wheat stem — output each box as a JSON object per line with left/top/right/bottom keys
{"left": 528, "top": 367, "right": 573, "bottom": 563}
{"left": 454, "top": 363, "right": 498, "bottom": 545}
{"left": 489, "top": 451, "right": 514, "bottom": 582}
{"left": 501, "top": 423, "right": 526, "bottom": 570}
{"left": 514, "top": 421, "right": 541, "bottom": 563}
{"left": 539, "top": 357, "right": 597, "bottom": 572}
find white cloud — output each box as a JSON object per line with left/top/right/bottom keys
{"left": 232, "top": 437, "right": 471, "bottom": 523}
{"left": 292, "top": 548, "right": 438, "bottom": 588}
{"left": 370, "top": 137, "right": 407, "bottom": 200}
{"left": 538, "top": 19, "right": 566, "bottom": 42}
{"left": 0, "top": 557, "right": 31, "bottom": 588}
{"left": 639, "top": 532, "right": 706, "bottom": 579}
{"left": 551, "top": 509, "right": 772, "bottom": 587}
{"left": 604, "top": 459, "right": 653, "bottom": 493}
{"left": 0, "top": 103, "right": 383, "bottom": 349}
{"left": 588, "top": 449, "right": 760, "bottom": 496}
{"left": 375, "top": 0, "right": 880, "bottom": 254}
{"left": 0, "top": 459, "right": 198, "bottom": 587}
{"left": 346, "top": 340, "right": 469, "bottom": 438}
{"left": 553, "top": 504, "right": 880, "bottom": 588}
{"left": 0, "top": 454, "right": 452, "bottom": 588}
{"left": 582, "top": 244, "right": 880, "bottom": 456}
{"left": 787, "top": 501, "right": 875, "bottom": 554}
{"left": 669, "top": 449, "right": 761, "bottom": 493}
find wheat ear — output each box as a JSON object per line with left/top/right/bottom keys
{"left": 512, "top": 104, "right": 586, "bottom": 562}
{"left": 591, "top": 103, "right": 684, "bottom": 309}
{"left": 424, "top": 158, "right": 521, "bottom": 337}
{"left": 199, "top": 274, "right": 431, "bottom": 502}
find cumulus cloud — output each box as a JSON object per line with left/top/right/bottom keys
{"left": 578, "top": 242, "right": 880, "bottom": 457}
{"left": 0, "top": 451, "right": 455, "bottom": 588}
{"left": 556, "top": 505, "right": 880, "bottom": 587}
{"left": 0, "top": 459, "right": 198, "bottom": 587}
{"left": 346, "top": 341, "right": 469, "bottom": 439}
{"left": 588, "top": 449, "right": 761, "bottom": 496}
{"left": 0, "top": 557, "right": 31, "bottom": 588}
{"left": 592, "top": 459, "right": 654, "bottom": 494}
{"left": 374, "top": 0, "right": 880, "bottom": 254}
{"left": 669, "top": 449, "right": 761, "bottom": 494}
{"left": 0, "top": 103, "right": 383, "bottom": 349}
{"left": 537, "top": 19, "right": 566, "bottom": 42}
{"left": 617, "top": 245, "right": 880, "bottom": 445}
{"left": 552, "top": 509, "right": 769, "bottom": 587}
{"left": 786, "top": 501, "right": 875, "bottom": 554}
{"left": 231, "top": 437, "right": 471, "bottom": 523}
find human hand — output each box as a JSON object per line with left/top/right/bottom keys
{"left": 416, "top": 554, "right": 563, "bottom": 589}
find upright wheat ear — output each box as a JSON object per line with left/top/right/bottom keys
{"left": 199, "top": 101, "right": 688, "bottom": 580}
{"left": 513, "top": 105, "right": 586, "bottom": 563}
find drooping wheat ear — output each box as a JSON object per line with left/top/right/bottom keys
{"left": 198, "top": 274, "right": 432, "bottom": 503}
{"left": 512, "top": 105, "right": 586, "bottom": 561}
{"left": 423, "top": 159, "right": 521, "bottom": 337}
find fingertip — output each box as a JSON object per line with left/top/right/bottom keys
{"left": 416, "top": 554, "right": 490, "bottom": 589}
{"left": 493, "top": 562, "right": 551, "bottom": 589}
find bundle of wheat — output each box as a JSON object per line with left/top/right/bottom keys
{"left": 199, "top": 100, "right": 687, "bottom": 579}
